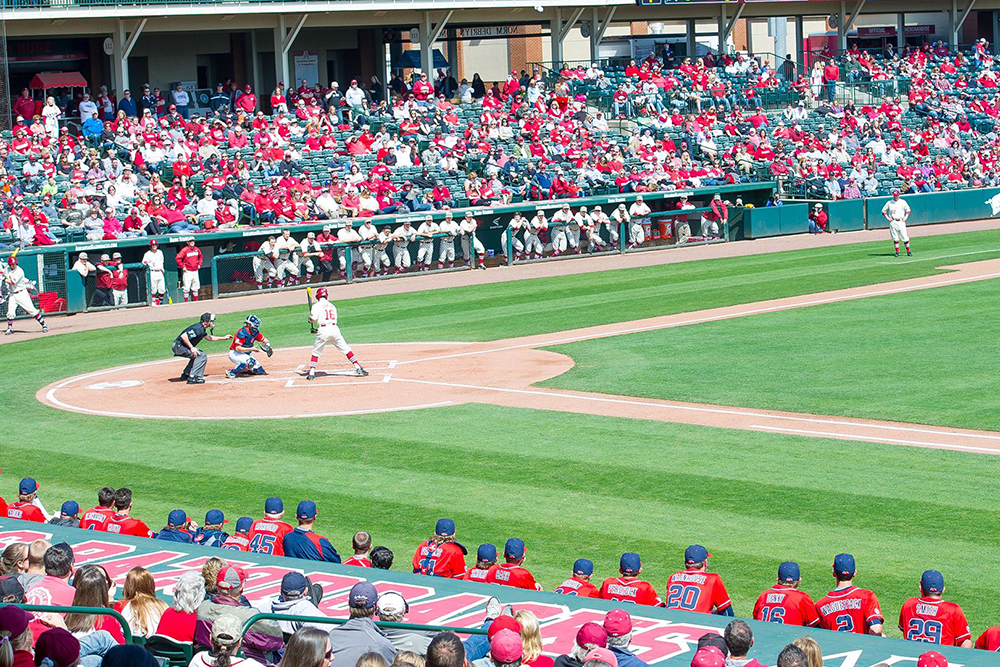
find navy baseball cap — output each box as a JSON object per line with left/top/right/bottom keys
{"left": 235, "top": 517, "right": 253, "bottom": 533}
{"left": 281, "top": 572, "right": 309, "bottom": 596}
{"left": 574, "top": 558, "right": 595, "bottom": 576}
{"left": 921, "top": 570, "right": 945, "bottom": 593}
{"left": 685, "top": 545, "right": 711, "bottom": 564}
{"left": 435, "top": 518, "right": 456, "bottom": 536}
{"left": 349, "top": 581, "right": 378, "bottom": 609}
{"left": 296, "top": 500, "right": 317, "bottom": 520}
{"left": 505, "top": 538, "right": 526, "bottom": 559}
{"left": 167, "top": 510, "right": 187, "bottom": 527}
{"left": 264, "top": 497, "right": 284, "bottom": 514}
{"left": 60, "top": 501, "right": 79, "bottom": 517}
{"left": 620, "top": 552, "right": 641, "bottom": 575}
{"left": 833, "top": 553, "right": 856, "bottom": 575}
{"left": 205, "top": 509, "right": 228, "bottom": 525}
{"left": 19, "top": 478, "right": 38, "bottom": 494}
{"left": 778, "top": 561, "right": 800, "bottom": 582}
{"left": 478, "top": 543, "right": 497, "bottom": 562}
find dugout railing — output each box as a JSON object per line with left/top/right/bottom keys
{"left": 83, "top": 262, "right": 151, "bottom": 312}
{"left": 13, "top": 603, "right": 133, "bottom": 642}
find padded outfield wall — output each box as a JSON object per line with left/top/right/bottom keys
{"left": 0, "top": 519, "right": 991, "bottom": 666}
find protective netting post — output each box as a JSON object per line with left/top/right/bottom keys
{"left": 0, "top": 21, "right": 11, "bottom": 133}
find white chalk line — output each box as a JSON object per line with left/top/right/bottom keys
{"left": 749, "top": 425, "right": 1000, "bottom": 454}
{"left": 388, "top": 377, "right": 1000, "bottom": 444}
{"left": 394, "top": 270, "right": 1000, "bottom": 367}
{"left": 874, "top": 248, "right": 1000, "bottom": 265}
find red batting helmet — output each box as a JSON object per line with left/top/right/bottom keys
{"left": 6, "top": 256, "right": 16, "bottom": 267}
{"left": 315, "top": 287, "right": 329, "bottom": 300}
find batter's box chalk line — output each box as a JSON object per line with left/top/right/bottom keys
{"left": 283, "top": 374, "right": 392, "bottom": 388}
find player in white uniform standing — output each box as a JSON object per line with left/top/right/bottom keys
{"left": 567, "top": 206, "right": 584, "bottom": 253}
{"left": 628, "top": 196, "right": 651, "bottom": 248}
{"left": 416, "top": 214, "right": 439, "bottom": 271}
{"left": 392, "top": 220, "right": 418, "bottom": 272}
{"left": 460, "top": 211, "right": 486, "bottom": 269}
{"left": 437, "top": 212, "right": 460, "bottom": 269}
{"left": 881, "top": 189, "right": 912, "bottom": 256}
{"left": 501, "top": 212, "right": 526, "bottom": 262}
{"left": 374, "top": 226, "right": 393, "bottom": 275}
{"left": 307, "top": 287, "right": 368, "bottom": 380}
{"left": 550, "top": 204, "right": 573, "bottom": 256}
{"left": 526, "top": 211, "right": 547, "bottom": 259}
{"left": 254, "top": 235, "right": 279, "bottom": 290}
{"left": 611, "top": 204, "right": 632, "bottom": 248}
{"left": 595, "top": 205, "right": 617, "bottom": 245}
{"left": 4, "top": 256, "right": 47, "bottom": 335}
{"left": 299, "top": 232, "right": 323, "bottom": 283}
{"left": 357, "top": 220, "right": 379, "bottom": 276}
{"left": 142, "top": 240, "right": 166, "bottom": 306}
{"left": 274, "top": 229, "right": 301, "bottom": 286}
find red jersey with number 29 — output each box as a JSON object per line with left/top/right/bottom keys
{"left": 664, "top": 569, "right": 732, "bottom": 614}
{"left": 815, "top": 586, "right": 883, "bottom": 634}
{"left": 898, "top": 597, "right": 971, "bottom": 646}
{"left": 753, "top": 586, "right": 820, "bottom": 627}
{"left": 247, "top": 518, "right": 294, "bottom": 556}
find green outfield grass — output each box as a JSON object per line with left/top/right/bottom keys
{"left": 3, "top": 228, "right": 1000, "bottom": 638}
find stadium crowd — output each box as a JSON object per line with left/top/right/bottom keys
{"left": 5, "top": 39, "right": 1000, "bottom": 256}
{"left": 1, "top": 480, "right": 999, "bottom": 667}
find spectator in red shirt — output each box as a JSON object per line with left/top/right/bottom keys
{"left": 516, "top": 610, "right": 554, "bottom": 667}
{"left": 823, "top": 60, "right": 839, "bottom": 102}
{"left": 154, "top": 570, "right": 205, "bottom": 643}
{"left": 343, "top": 531, "right": 373, "bottom": 567}
{"left": 808, "top": 203, "right": 830, "bottom": 234}
{"left": 6, "top": 478, "right": 47, "bottom": 523}
{"left": 485, "top": 538, "right": 542, "bottom": 591}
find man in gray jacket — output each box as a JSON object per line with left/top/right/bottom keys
{"left": 329, "top": 581, "right": 397, "bottom": 666}
{"left": 269, "top": 572, "right": 328, "bottom": 636}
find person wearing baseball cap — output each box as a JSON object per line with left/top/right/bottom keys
{"left": 463, "top": 543, "right": 498, "bottom": 583}
{"left": 378, "top": 590, "right": 436, "bottom": 653}
{"left": 329, "top": 581, "right": 397, "bottom": 665}
{"left": 268, "top": 571, "right": 327, "bottom": 635}
{"left": 691, "top": 648, "right": 725, "bottom": 667}
{"left": 814, "top": 553, "right": 884, "bottom": 635}
{"left": 0, "top": 604, "right": 32, "bottom": 662}
{"left": 282, "top": 500, "right": 341, "bottom": 563}
{"left": 193, "top": 510, "right": 231, "bottom": 548}
{"left": 48, "top": 501, "right": 81, "bottom": 528}
{"left": 485, "top": 538, "right": 541, "bottom": 591}
{"left": 220, "top": 516, "right": 254, "bottom": 551}
{"left": 197, "top": 567, "right": 282, "bottom": 661}
{"left": 247, "top": 497, "right": 295, "bottom": 557}
{"left": 489, "top": 629, "right": 523, "bottom": 667}
{"left": 554, "top": 558, "right": 599, "bottom": 598}
{"left": 171, "top": 312, "right": 232, "bottom": 385}
{"left": 585, "top": 647, "right": 618, "bottom": 667}
{"left": 554, "top": 622, "right": 607, "bottom": 667}
{"left": 5, "top": 478, "right": 46, "bottom": 523}
{"left": 34, "top": 627, "right": 80, "bottom": 667}
{"left": 412, "top": 518, "right": 468, "bottom": 579}
{"left": 752, "top": 561, "right": 819, "bottom": 627}
{"left": 604, "top": 609, "right": 646, "bottom": 667}
{"left": 898, "top": 570, "right": 971, "bottom": 647}
{"left": 917, "top": 651, "right": 949, "bottom": 667}
{"left": 599, "top": 552, "right": 660, "bottom": 606}
{"left": 192, "top": 614, "right": 260, "bottom": 667}
{"left": 155, "top": 509, "right": 196, "bottom": 543}
{"left": 664, "top": 545, "right": 732, "bottom": 615}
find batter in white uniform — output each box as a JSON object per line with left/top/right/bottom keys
{"left": 306, "top": 287, "right": 368, "bottom": 380}
{"left": 416, "top": 214, "right": 439, "bottom": 270}
{"left": 142, "top": 240, "right": 166, "bottom": 306}
{"left": 4, "top": 255, "right": 47, "bottom": 335}
{"left": 881, "top": 189, "right": 912, "bottom": 256}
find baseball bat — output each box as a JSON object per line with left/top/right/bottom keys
{"left": 306, "top": 287, "right": 317, "bottom": 334}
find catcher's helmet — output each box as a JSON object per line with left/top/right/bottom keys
{"left": 315, "top": 287, "right": 329, "bottom": 300}
{"left": 245, "top": 314, "right": 262, "bottom": 329}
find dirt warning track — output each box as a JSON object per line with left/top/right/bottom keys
{"left": 38, "top": 258, "right": 1000, "bottom": 454}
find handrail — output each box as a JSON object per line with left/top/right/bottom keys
{"left": 240, "top": 612, "right": 489, "bottom": 637}
{"left": 13, "top": 604, "right": 134, "bottom": 643}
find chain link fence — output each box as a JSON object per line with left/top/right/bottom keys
{"left": 84, "top": 263, "right": 149, "bottom": 312}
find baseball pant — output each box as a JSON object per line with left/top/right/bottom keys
{"left": 417, "top": 241, "right": 434, "bottom": 265}
{"left": 172, "top": 341, "right": 207, "bottom": 379}
{"left": 276, "top": 257, "right": 299, "bottom": 281}
{"left": 629, "top": 221, "right": 646, "bottom": 246}
{"left": 375, "top": 248, "right": 391, "bottom": 270}
{"left": 301, "top": 257, "right": 316, "bottom": 277}
{"left": 550, "top": 228, "right": 567, "bottom": 254}
{"left": 393, "top": 244, "right": 411, "bottom": 269}
{"left": 524, "top": 232, "right": 543, "bottom": 256}
{"left": 460, "top": 235, "right": 485, "bottom": 260}
{"left": 701, "top": 217, "right": 719, "bottom": 238}
{"left": 6, "top": 290, "right": 37, "bottom": 318}
{"left": 889, "top": 220, "right": 909, "bottom": 242}
{"left": 603, "top": 223, "right": 619, "bottom": 243}
{"left": 182, "top": 270, "right": 200, "bottom": 297}
{"left": 359, "top": 246, "right": 375, "bottom": 271}
{"left": 313, "top": 324, "right": 352, "bottom": 358}
{"left": 501, "top": 235, "right": 524, "bottom": 258}
{"left": 567, "top": 226, "right": 581, "bottom": 251}
{"left": 228, "top": 349, "right": 261, "bottom": 374}
{"left": 336, "top": 248, "right": 350, "bottom": 271}
{"left": 676, "top": 220, "right": 691, "bottom": 243}
{"left": 438, "top": 238, "right": 456, "bottom": 264}
{"left": 113, "top": 289, "right": 127, "bottom": 307}
{"left": 253, "top": 257, "right": 277, "bottom": 284}
{"left": 149, "top": 270, "right": 165, "bottom": 295}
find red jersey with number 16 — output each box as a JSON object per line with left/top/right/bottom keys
{"left": 753, "top": 585, "right": 820, "bottom": 627}
{"left": 898, "top": 596, "right": 971, "bottom": 646}
{"left": 248, "top": 518, "right": 294, "bottom": 556}
{"left": 815, "top": 586, "right": 883, "bottom": 634}
{"left": 664, "top": 569, "right": 731, "bottom": 614}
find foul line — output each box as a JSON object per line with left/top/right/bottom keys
{"left": 874, "top": 248, "right": 1000, "bottom": 265}
{"left": 395, "top": 270, "right": 1000, "bottom": 366}
{"left": 749, "top": 425, "right": 1000, "bottom": 454}
{"left": 388, "top": 377, "right": 1000, "bottom": 444}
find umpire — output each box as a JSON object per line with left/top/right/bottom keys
{"left": 171, "top": 312, "right": 233, "bottom": 384}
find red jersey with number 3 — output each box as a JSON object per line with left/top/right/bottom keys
{"left": 222, "top": 534, "right": 251, "bottom": 551}
{"left": 412, "top": 541, "right": 466, "bottom": 578}
{"left": 975, "top": 626, "right": 1000, "bottom": 651}
{"left": 753, "top": 586, "right": 820, "bottom": 627}
{"left": 486, "top": 563, "right": 542, "bottom": 591}
{"left": 664, "top": 570, "right": 732, "bottom": 614}
{"left": 599, "top": 576, "right": 661, "bottom": 606}
{"left": 79, "top": 506, "right": 116, "bottom": 531}
{"left": 815, "top": 586, "right": 883, "bottom": 634}
{"left": 898, "top": 597, "right": 971, "bottom": 646}
{"left": 248, "top": 518, "right": 294, "bottom": 556}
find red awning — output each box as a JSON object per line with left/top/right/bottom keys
{"left": 29, "top": 72, "right": 88, "bottom": 89}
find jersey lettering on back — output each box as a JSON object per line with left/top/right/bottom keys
{"left": 753, "top": 586, "right": 820, "bottom": 626}
{"left": 664, "top": 570, "right": 732, "bottom": 614}
{"left": 815, "top": 586, "right": 883, "bottom": 634}
{"left": 898, "top": 597, "right": 970, "bottom": 646}
{"left": 599, "top": 577, "right": 662, "bottom": 606}
{"left": 247, "top": 519, "right": 294, "bottom": 556}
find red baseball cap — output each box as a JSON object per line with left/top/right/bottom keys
{"left": 691, "top": 648, "right": 726, "bottom": 667}
{"left": 603, "top": 609, "right": 631, "bottom": 637}
{"left": 490, "top": 630, "right": 523, "bottom": 663}
{"left": 487, "top": 615, "right": 522, "bottom": 640}
{"left": 917, "top": 652, "right": 948, "bottom": 667}
{"left": 584, "top": 648, "right": 618, "bottom": 667}
{"left": 216, "top": 565, "right": 247, "bottom": 591}
{"left": 576, "top": 622, "right": 608, "bottom": 648}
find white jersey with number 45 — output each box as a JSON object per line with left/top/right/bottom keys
{"left": 311, "top": 300, "right": 338, "bottom": 329}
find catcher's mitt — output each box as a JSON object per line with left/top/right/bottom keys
{"left": 259, "top": 342, "right": 273, "bottom": 357}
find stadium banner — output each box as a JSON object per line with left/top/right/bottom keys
{"left": 0, "top": 519, "right": 991, "bottom": 666}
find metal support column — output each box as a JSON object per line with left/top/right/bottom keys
{"left": 897, "top": 12, "right": 905, "bottom": 50}
{"left": 274, "top": 14, "right": 307, "bottom": 90}
{"left": 837, "top": 1, "right": 847, "bottom": 51}
{"left": 686, "top": 18, "right": 696, "bottom": 59}
{"left": 795, "top": 16, "right": 805, "bottom": 76}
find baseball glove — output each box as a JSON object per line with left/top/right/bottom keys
{"left": 259, "top": 342, "right": 273, "bottom": 357}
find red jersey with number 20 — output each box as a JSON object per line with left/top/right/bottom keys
{"left": 753, "top": 586, "right": 820, "bottom": 627}
{"left": 599, "top": 577, "right": 661, "bottom": 606}
{"left": 248, "top": 518, "right": 294, "bottom": 556}
{"left": 664, "top": 569, "right": 732, "bottom": 614}
{"left": 815, "top": 586, "right": 883, "bottom": 634}
{"left": 898, "top": 597, "right": 971, "bottom": 646}
{"left": 412, "top": 541, "right": 466, "bottom": 579}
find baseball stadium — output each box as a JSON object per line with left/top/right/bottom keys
{"left": 3, "top": 0, "right": 1000, "bottom": 665}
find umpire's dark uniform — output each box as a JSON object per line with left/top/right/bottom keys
{"left": 172, "top": 314, "right": 214, "bottom": 384}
